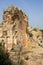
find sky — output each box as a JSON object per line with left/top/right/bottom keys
{"left": 0, "top": 0, "right": 43, "bottom": 29}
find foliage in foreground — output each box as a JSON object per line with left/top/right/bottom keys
{"left": 0, "top": 44, "right": 12, "bottom": 65}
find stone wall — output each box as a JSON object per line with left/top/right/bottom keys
{"left": 0, "top": 6, "right": 43, "bottom": 65}
{"left": 0, "top": 6, "right": 28, "bottom": 51}
{"left": 0, "top": 6, "right": 43, "bottom": 51}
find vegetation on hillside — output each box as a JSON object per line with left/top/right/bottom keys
{"left": 0, "top": 42, "right": 12, "bottom": 65}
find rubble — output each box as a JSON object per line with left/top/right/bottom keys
{"left": 0, "top": 6, "right": 43, "bottom": 65}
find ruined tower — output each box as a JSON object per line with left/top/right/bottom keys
{"left": 0, "top": 6, "right": 30, "bottom": 51}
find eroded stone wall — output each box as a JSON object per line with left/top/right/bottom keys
{"left": 0, "top": 6, "right": 29, "bottom": 51}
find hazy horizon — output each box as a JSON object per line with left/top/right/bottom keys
{"left": 0, "top": 0, "right": 43, "bottom": 29}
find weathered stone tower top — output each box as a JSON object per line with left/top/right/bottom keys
{"left": 3, "top": 6, "right": 28, "bottom": 32}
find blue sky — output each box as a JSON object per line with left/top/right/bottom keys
{"left": 0, "top": 0, "right": 43, "bottom": 29}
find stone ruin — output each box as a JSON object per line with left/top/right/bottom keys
{"left": 0, "top": 6, "right": 32, "bottom": 65}
{"left": 0, "top": 6, "right": 43, "bottom": 65}
{"left": 0, "top": 6, "right": 31, "bottom": 51}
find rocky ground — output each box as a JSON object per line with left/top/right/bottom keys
{"left": 22, "top": 46, "right": 43, "bottom": 65}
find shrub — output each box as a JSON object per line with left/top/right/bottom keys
{"left": 0, "top": 45, "right": 12, "bottom": 65}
